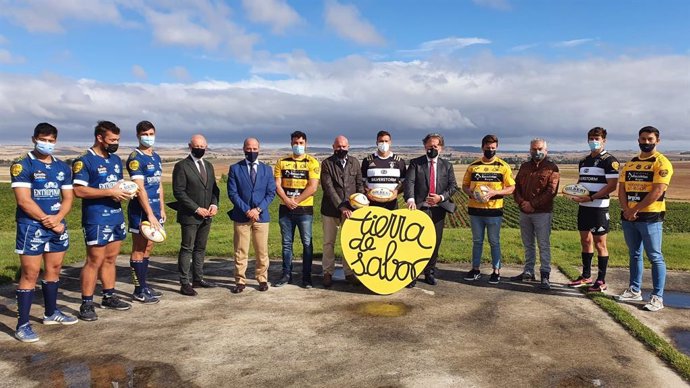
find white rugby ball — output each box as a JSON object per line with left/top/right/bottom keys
{"left": 140, "top": 221, "right": 167, "bottom": 243}
{"left": 562, "top": 183, "right": 590, "bottom": 198}
{"left": 118, "top": 180, "right": 139, "bottom": 196}
{"left": 472, "top": 185, "right": 490, "bottom": 203}
{"left": 349, "top": 193, "right": 370, "bottom": 209}
{"left": 367, "top": 187, "right": 395, "bottom": 201}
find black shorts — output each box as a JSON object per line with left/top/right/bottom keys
{"left": 577, "top": 206, "right": 610, "bottom": 236}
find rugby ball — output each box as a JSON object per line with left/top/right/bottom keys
{"left": 472, "top": 185, "right": 490, "bottom": 203}
{"left": 367, "top": 187, "right": 395, "bottom": 202}
{"left": 349, "top": 193, "right": 370, "bottom": 209}
{"left": 118, "top": 180, "right": 139, "bottom": 197}
{"left": 140, "top": 221, "right": 167, "bottom": 243}
{"left": 562, "top": 183, "right": 590, "bottom": 198}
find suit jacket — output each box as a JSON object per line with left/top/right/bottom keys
{"left": 320, "top": 155, "right": 363, "bottom": 217}
{"left": 404, "top": 155, "right": 458, "bottom": 213}
{"left": 171, "top": 156, "right": 220, "bottom": 224}
{"left": 227, "top": 159, "right": 276, "bottom": 223}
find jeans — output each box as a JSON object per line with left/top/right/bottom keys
{"left": 470, "top": 215, "right": 503, "bottom": 269}
{"left": 622, "top": 220, "right": 666, "bottom": 298}
{"left": 519, "top": 212, "right": 553, "bottom": 275}
{"left": 279, "top": 213, "right": 313, "bottom": 277}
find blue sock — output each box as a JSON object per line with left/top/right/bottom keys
{"left": 102, "top": 288, "right": 115, "bottom": 298}
{"left": 130, "top": 260, "right": 147, "bottom": 294}
{"left": 82, "top": 295, "right": 94, "bottom": 304}
{"left": 41, "top": 279, "right": 59, "bottom": 317}
{"left": 16, "top": 289, "right": 34, "bottom": 329}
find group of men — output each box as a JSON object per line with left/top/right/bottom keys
{"left": 10, "top": 122, "right": 673, "bottom": 344}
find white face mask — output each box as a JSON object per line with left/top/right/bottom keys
{"left": 377, "top": 142, "right": 390, "bottom": 153}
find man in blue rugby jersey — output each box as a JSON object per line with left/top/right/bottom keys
{"left": 11, "top": 123, "right": 77, "bottom": 342}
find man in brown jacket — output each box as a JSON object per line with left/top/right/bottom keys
{"left": 320, "top": 135, "right": 364, "bottom": 287}
{"left": 511, "top": 138, "right": 560, "bottom": 289}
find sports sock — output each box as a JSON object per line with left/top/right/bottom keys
{"left": 102, "top": 288, "right": 115, "bottom": 298}
{"left": 597, "top": 256, "right": 609, "bottom": 282}
{"left": 82, "top": 295, "right": 93, "bottom": 304}
{"left": 41, "top": 279, "right": 59, "bottom": 317}
{"left": 581, "top": 252, "right": 594, "bottom": 278}
{"left": 130, "top": 260, "right": 146, "bottom": 294}
{"left": 16, "top": 289, "right": 34, "bottom": 329}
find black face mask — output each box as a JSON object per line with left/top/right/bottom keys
{"left": 483, "top": 149, "right": 496, "bottom": 159}
{"left": 639, "top": 143, "right": 656, "bottom": 153}
{"left": 426, "top": 148, "right": 438, "bottom": 159}
{"left": 334, "top": 149, "right": 348, "bottom": 159}
{"left": 191, "top": 148, "right": 206, "bottom": 159}
{"left": 245, "top": 151, "right": 259, "bottom": 163}
{"left": 104, "top": 143, "right": 119, "bottom": 154}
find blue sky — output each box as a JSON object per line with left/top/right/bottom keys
{"left": 0, "top": 0, "right": 688, "bottom": 150}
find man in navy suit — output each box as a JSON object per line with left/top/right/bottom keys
{"left": 227, "top": 138, "right": 276, "bottom": 293}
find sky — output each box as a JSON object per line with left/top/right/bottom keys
{"left": 0, "top": 0, "right": 688, "bottom": 150}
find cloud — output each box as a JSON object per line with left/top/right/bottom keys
{"left": 167, "top": 66, "right": 191, "bottom": 82}
{"left": 509, "top": 43, "right": 539, "bottom": 52}
{"left": 472, "top": 0, "right": 511, "bottom": 11}
{"left": 324, "top": 0, "right": 385, "bottom": 46}
{"left": 131, "top": 65, "right": 147, "bottom": 80}
{"left": 242, "top": 0, "right": 302, "bottom": 33}
{"left": 0, "top": 0, "right": 126, "bottom": 33}
{"left": 399, "top": 37, "right": 491, "bottom": 56}
{"left": 553, "top": 38, "right": 597, "bottom": 48}
{"left": 0, "top": 48, "right": 25, "bottom": 64}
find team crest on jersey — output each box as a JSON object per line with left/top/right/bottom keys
{"left": 114, "top": 164, "right": 120, "bottom": 174}
{"left": 11, "top": 163, "right": 23, "bottom": 177}
{"left": 659, "top": 169, "right": 669, "bottom": 177}
{"left": 636, "top": 164, "right": 641, "bottom": 169}
{"left": 644, "top": 164, "right": 652, "bottom": 170}
{"left": 73, "top": 160, "right": 84, "bottom": 173}
{"left": 583, "top": 168, "right": 589, "bottom": 173}
{"left": 57, "top": 171, "right": 65, "bottom": 181}
{"left": 611, "top": 161, "right": 620, "bottom": 170}
{"left": 129, "top": 160, "right": 140, "bottom": 171}
{"left": 389, "top": 162, "right": 396, "bottom": 168}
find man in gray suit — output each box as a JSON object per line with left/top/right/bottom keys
{"left": 405, "top": 133, "right": 458, "bottom": 287}
{"left": 171, "top": 134, "right": 220, "bottom": 296}
{"left": 320, "top": 135, "right": 364, "bottom": 288}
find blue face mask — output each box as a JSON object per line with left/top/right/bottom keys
{"left": 140, "top": 135, "right": 155, "bottom": 148}
{"left": 292, "top": 144, "right": 305, "bottom": 156}
{"left": 588, "top": 140, "right": 602, "bottom": 151}
{"left": 35, "top": 140, "right": 55, "bottom": 156}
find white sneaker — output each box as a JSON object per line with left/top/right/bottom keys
{"left": 615, "top": 287, "right": 643, "bottom": 302}
{"left": 643, "top": 295, "right": 664, "bottom": 312}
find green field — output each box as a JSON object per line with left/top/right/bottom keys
{"left": 2, "top": 182, "right": 690, "bottom": 283}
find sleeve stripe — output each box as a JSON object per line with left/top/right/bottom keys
{"left": 61, "top": 185, "right": 74, "bottom": 190}
{"left": 11, "top": 182, "right": 32, "bottom": 188}
{"left": 73, "top": 179, "right": 89, "bottom": 186}
{"left": 131, "top": 175, "right": 145, "bottom": 180}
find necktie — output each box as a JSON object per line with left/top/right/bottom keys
{"left": 429, "top": 160, "right": 436, "bottom": 195}
{"left": 250, "top": 163, "right": 257, "bottom": 184}
{"left": 197, "top": 160, "right": 207, "bottom": 185}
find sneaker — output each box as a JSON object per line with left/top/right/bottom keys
{"left": 464, "top": 269, "right": 481, "bottom": 281}
{"left": 43, "top": 309, "right": 78, "bottom": 325}
{"left": 145, "top": 287, "right": 162, "bottom": 298}
{"left": 301, "top": 277, "right": 313, "bottom": 289}
{"left": 15, "top": 323, "right": 39, "bottom": 343}
{"left": 540, "top": 277, "right": 551, "bottom": 290}
{"left": 273, "top": 273, "right": 291, "bottom": 287}
{"left": 132, "top": 291, "right": 160, "bottom": 304}
{"left": 101, "top": 295, "right": 132, "bottom": 311}
{"left": 643, "top": 295, "right": 664, "bottom": 312}
{"left": 488, "top": 272, "right": 501, "bottom": 284}
{"left": 615, "top": 287, "right": 643, "bottom": 302}
{"left": 567, "top": 276, "right": 592, "bottom": 288}
{"left": 78, "top": 302, "right": 98, "bottom": 321}
{"left": 588, "top": 280, "right": 608, "bottom": 293}
{"left": 510, "top": 272, "right": 535, "bottom": 282}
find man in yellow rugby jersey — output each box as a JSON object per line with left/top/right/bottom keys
{"left": 462, "top": 135, "right": 515, "bottom": 284}
{"left": 615, "top": 126, "right": 673, "bottom": 312}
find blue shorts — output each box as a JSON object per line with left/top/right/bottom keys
{"left": 83, "top": 223, "right": 127, "bottom": 246}
{"left": 15, "top": 223, "right": 69, "bottom": 255}
{"left": 128, "top": 209, "right": 163, "bottom": 234}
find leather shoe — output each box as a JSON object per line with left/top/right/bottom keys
{"left": 180, "top": 284, "right": 197, "bottom": 296}
{"left": 231, "top": 284, "right": 246, "bottom": 294}
{"left": 406, "top": 279, "right": 417, "bottom": 288}
{"left": 323, "top": 273, "right": 333, "bottom": 288}
{"left": 424, "top": 273, "right": 437, "bottom": 285}
{"left": 258, "top": 282, "right": 269, "bottom": 292}
{"left": 192, "top": 280, "right": 217, "bottom": 288}
{"left": 345, "top": 274, "right": 361, "bottom": 286}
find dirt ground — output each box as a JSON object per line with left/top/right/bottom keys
{"left": 0, "top": 257, "right": 688, "bottom": 387}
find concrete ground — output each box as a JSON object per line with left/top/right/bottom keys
{"left": 0, "top": 256, "right": 688, "bottom": 388}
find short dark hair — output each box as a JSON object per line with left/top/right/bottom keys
{"left": 423, "top": 133, "right": 444, "bottom": 146}
{"left": 481, "top": 134, "right": 498, "bottom": 147}
{"left": 376, "top": 130, "right": 391, "bottom": 141}
{"left": 639, "top": 126, "right": 660, "bottom": 139}
{"left": 136, "top": 120, "right": 155, "bottom": 135}
{"left": 588, "top": 127, "right": 607, "bottom": 139}
{"left": 291, "top": 130, "right": 307, "bottom": 142}
{"left": 94, "top": 121, "right": 120, "bottom": 138}
{"left": 33, "top": 122, "right": 58, "bottom": 138}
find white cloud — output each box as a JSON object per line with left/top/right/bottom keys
{"left": 399, "top": 37, "right": 491, "bottom": 56}
{"left": 553, "top": 38, "right": 597, "bottom": 48}
{"left": 324, "top": 0, "right": 385, "bottom": 46}
{"left": 167, "top": 66, "right": 190, "bottom": 82}
{"left": 0, "top": 48, "right": 25, "bottom": 64}
{"left": 0, "top": 0, "right": 126, "bottom": 33}
{"left": 242, "top": 0, "right": 302, "bottom": 34}
{"left": 132, "top": 65, "right": 147, "bottom": 80}
{"left": 509, "top": 43, "right": 539, "bottom": 52}
{"left": 472, "top": 0, "right": 511, "bottom": 11}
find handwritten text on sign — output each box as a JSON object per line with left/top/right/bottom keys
{"left": 341, "top": 207, "right": 437, "bottom": 295}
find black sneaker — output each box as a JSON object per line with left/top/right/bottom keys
{"left": 273, "top": 274, "right": 291, "bottom": 287}
{"left": 488, "top": 272, "right": 501, "bottom": 284}
{"left": 510, "top": 272, "right": 535, "bottom": 282}
{"left": 145, "top": 287, "right": 162, "bottom": 297}
{"left": 301, "top": 278, "right": 313, "bottom": 289}
{"left": 463, "top": 269, "right": 481, "bottom": 281}
{"left": 101, "top": 295, "right": 132, "bottom": 311}
{"left": 78, "top": 302, "right": 98, "bottom": 321}
{"left": 540, "top": 277, "right": 551, "bottom": 290}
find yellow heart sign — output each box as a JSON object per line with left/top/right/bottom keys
{"left": 341, "top": 207, "right": 437, "bottom": 295}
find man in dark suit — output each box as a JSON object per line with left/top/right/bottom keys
{"left": 171, "top": 134, "right": 220, "bottom": 296}
{"left": 404, "top": 133, "right": 458, "bottom": 287}
{"left": 227, "top": 137, "right": 276, "bottom": 293}
{"left": 320, "top": 135, "right": 364, "bottom": 288}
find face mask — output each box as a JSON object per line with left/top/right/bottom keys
{"left": 639, "top": 143, "right": 656, "bottom": 153}
{"left": 588, "top": 140, "right": 602, "bottom": 151}
{"left": 104, "top": 143, "right": 119, "bottom": 154}
{"left": 140, "top": 135, "right": 155, "bottom": 148}
{"left": 483, "top": 149, "right": 496, "bottom": 159}
{"left": 334, "top": 149, "right": 348, "bottom": 159}
{"left": 377, "top": 142, "right": 390, "bottom": 153}
{"left": 292, "top": 144, "right": 305, "bottom": 156}
{"left": 35, "top": 140, "right": 55, "bottom": 156}
{"left": 245, "top": 151, "right": 259, "bottom": 163}
{"left": 531, "top": 151, "right": 545, "bottom": 161}
{"left": 426, "top": 148, "right": 438, "bottom": 159}
{"left": 191, "top": 148, "right": 206, "bottom": 159}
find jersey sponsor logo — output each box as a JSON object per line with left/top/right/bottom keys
{"left": 50, "top": 203, "right": 62, "bottom": 212}
{"left": 72, "top": 160, "right": 84, "bottom": 174}
{"left": 98, "top": 174, "right": 119, "bottom": 189}
{"left": 33, "top": 171, "right": 46, "bottom": 181}
{"left": 146, "top": 163, "right": 155, "bottom": 171}
{"left": 129, "top": 160, "right": 140, "bottom": 171}
{"left": 11, "top": 163, "right": 23, "bottom": 177}
{"left": 626, "top": 171, "right": 653, "bottom": 181}
{"left": 627, "top": 194, "right": 642, "bottom": 202}
{"left": 472, "top": 172, "right": 502, "bottom": 182}
{"left": 97, "top": 166, "right": 108, "bottom": 176}
{"left": 579, "top": 176, "right": 604, "bottom": 182}
{"left": 282, "top": 169, "right": 307, "bottom": 179}
{"left": 146, "top": 176, "right": 161, "bottom": 185}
